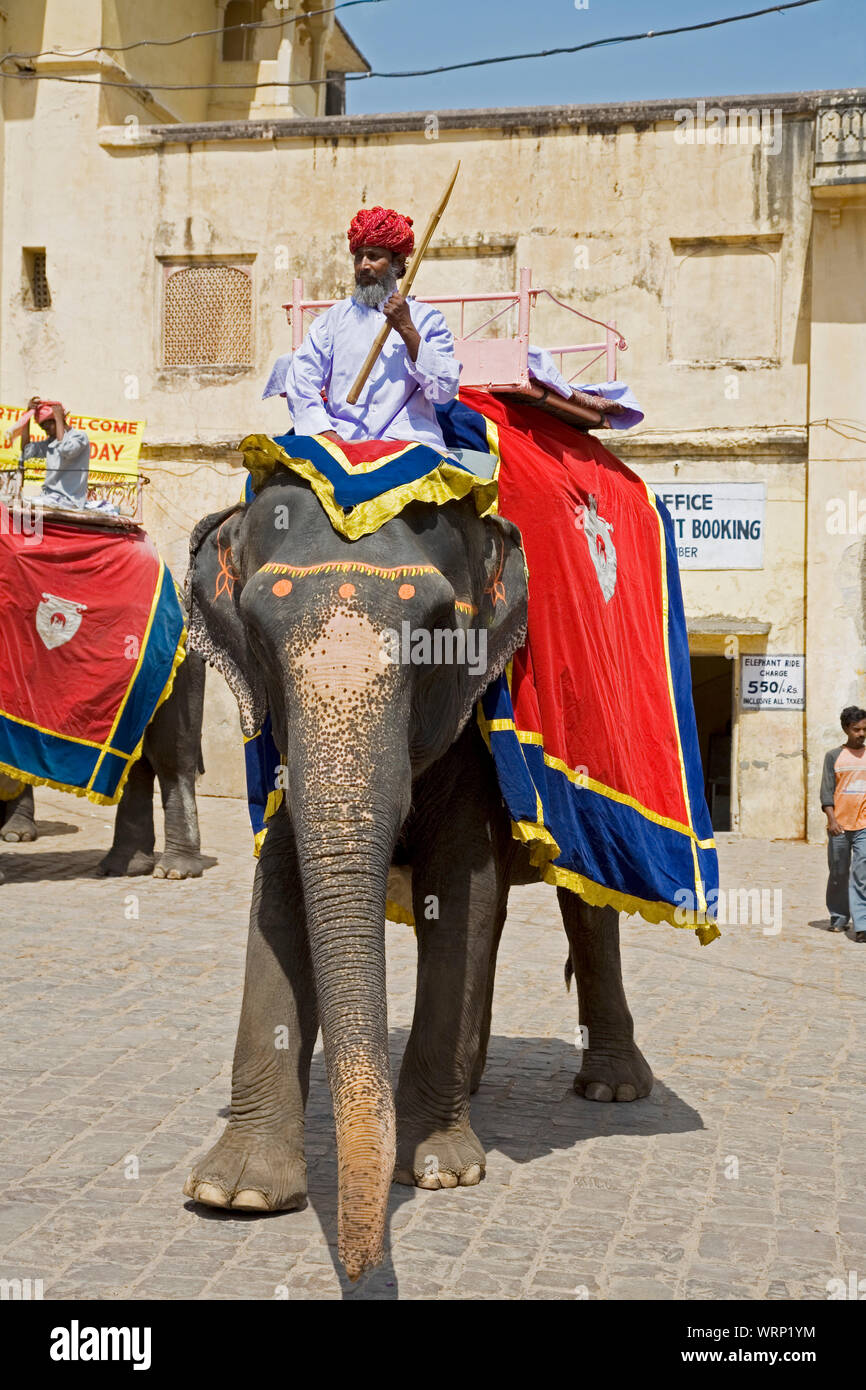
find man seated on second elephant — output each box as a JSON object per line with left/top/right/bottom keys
{"left": 0, "top": 647, "right": 206, "bottom": 880}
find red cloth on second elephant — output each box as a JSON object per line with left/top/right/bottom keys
{"left": 0, "top": 511, "right": 186, "bottom": 803}
{"left": 451, "top": 388, "right": 719, "bottom": 936}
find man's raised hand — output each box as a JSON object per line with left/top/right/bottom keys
{"left": 382, "top": 292, "right": 414, "bottom": 335}
{"left": 382, "top": 292, "right": 421, "bottom": 362}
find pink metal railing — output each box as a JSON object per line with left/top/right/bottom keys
{"left": 283, "top": 266, "right": 626, "bottom": 386}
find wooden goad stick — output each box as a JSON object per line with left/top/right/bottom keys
{"left": 346, "top": 161, "right": 461, "bottom": 406}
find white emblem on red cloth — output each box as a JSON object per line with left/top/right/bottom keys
{"left": 35, "top": 592, "right": 87, "bottom": 650}
{"left": 577, "top": 495, "right": 617, "bottom": 603}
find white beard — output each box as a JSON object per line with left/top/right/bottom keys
{"left": 351, "top": 268, "right": 399, "bottom": 309}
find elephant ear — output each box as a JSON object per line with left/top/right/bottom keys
{"left": 455, "top": 511, "right": 528, "bottom": 733}
{"left": 186, "top": 504, "right": 267, "bottom": 738}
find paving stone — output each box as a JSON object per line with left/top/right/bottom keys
{"left": 0, "top": 797, "right": 861, "bottom": 1301}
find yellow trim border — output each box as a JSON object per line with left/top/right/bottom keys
{"left": 476, "top": 695, "right": 719, "bottom": 943}
{"left": 238, "top": 433, "right": 499, "bottom": 541}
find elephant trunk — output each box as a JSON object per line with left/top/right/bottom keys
{"left": 292, "top": 788, "right": 402, "bottom": 1282}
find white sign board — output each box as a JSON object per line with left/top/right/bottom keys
{"left": 655, "top": 483, "right": 765, "bottom": 569}
{"left": 741, "top": 655, "right": 805, "bottom": 710}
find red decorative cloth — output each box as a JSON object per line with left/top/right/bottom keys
{"left": 347, "top": 206, "right": 415, "bottom": 257}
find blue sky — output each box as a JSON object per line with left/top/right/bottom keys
{"left": 342, "top": 0, "right": 865, "bottom": 114}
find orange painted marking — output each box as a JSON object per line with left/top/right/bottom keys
{"left": 272, "top": 579, "right": 292, "bottom": 597}
{"left": 398, "top": 583, "right": 415, "bottom": 600}
{"left": 338, "top": 582, "right": 356, "bottom": 598}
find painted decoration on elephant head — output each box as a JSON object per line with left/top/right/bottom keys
{"left": 578, "top": 494, "right": 617, "bottom": 604}
{"left": 35, "top": 593, "right": 87, "bottom": 650}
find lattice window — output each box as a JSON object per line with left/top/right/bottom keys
{"left": 24, "top": 248, "right": 51, "bottom": 309}
{"left": 163, "top": 264, "right": 253, "bottom": 367}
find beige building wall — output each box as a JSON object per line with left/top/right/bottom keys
{"left": 805, "top": 201, "right": 866, "bottom": 840}
{"left": 620, "top": 440, "right": 807, "bottom": 839}
{"left": 1, "top": 10, "right": 863, "bottom": 834}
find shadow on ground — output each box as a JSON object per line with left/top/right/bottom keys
{"left": 1, "top": 817, "right": 81, "bottom": 840}
{"left": 190, "top": 1026, "right": 704, "bottom": 1301}
{"left": 808, "top": 917, "right": 864, "bottom": 942}
{"left": 0, "top": 848, "right": 219, "bottom": 882}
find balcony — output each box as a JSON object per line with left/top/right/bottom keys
{"left": 812, "top": 96, "right": 866, "bottom": 208}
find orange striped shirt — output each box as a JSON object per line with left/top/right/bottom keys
{"left": 831, "top": 747, "right": 866, "bottom": 831}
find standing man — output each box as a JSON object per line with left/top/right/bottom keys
{"left": 16, "top": 397, "right": 90, "bottom": 509}
{"left": 284, "top": 206, "right": 460, "bottom": 448}
{"left": 821, "top": 705, "right": 866, "bottom": 942}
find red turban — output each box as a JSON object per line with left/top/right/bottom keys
{"left": 5, "top": 399, "right": 64, "bottom": 442}
{"left": 34, "top": 400, "right": 64, "bottom": 424}
{"left": 347, "top": 206, "right": 414, "bottom": 258}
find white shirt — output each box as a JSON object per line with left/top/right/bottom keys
{"left": 284, "top": 296, "right": 460, "bottom": 451}
{"left": 23, "top": 428, "right": 90, "bottom": 507}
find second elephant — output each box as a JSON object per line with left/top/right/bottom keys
{"left": 1, "top": 647, "right": 206, "bottom": 880}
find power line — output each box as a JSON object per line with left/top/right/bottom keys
{"left": 0, "top": 0, "right": 388, "bottom": 64}
{"left": 0, "top": 0, "right": 827, "bottom": 93}
{"left": 358, "top": 0, "right": 828, "bottom": 83}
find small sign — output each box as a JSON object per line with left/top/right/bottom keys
{"left": 655, "top": 482, "right": 765, "bottom": 569}
{"left": 741, "top": 654, "right": 805, "bottom": 710}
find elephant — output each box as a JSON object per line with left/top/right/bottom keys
{"left": 0, "top": 646, "right": 206, "bottom": 881}
{"left": 182, "top": 466, "right": 652, "bottom": 1282}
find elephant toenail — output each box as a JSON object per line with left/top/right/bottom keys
{"left": 232, "top": 1189, "right": 270, "bottom": 1211}
{"left": 192, "top": 1181, "right": 231, "bottom": 1208}
{"left": 584, "top": 1081, "right": 614, "bottom": 1102}
{"left": 616, "top": 1083, "right": 637, "bottom": 1102}
{"left": 460, "top": 1164, "right": 483, "bottom": 1186}
{"left": 416, "top": 1174, "right": 442, "bottom": 1189}
{"left": 438, "top": 1171, "right": 459, "bottom": 1188}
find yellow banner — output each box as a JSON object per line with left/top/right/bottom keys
{"left": 0, "top": 406, "right": 145, "bottom": 477}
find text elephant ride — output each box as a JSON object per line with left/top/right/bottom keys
{"left": 183, "top": 373, "right": 720, "bottom": 1281}
{"left": 0, "top": 470, "right": 205, "bottom": 883}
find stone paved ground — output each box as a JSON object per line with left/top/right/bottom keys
{"left": 0, "top": 789, "right": 864, "bottom": 1302}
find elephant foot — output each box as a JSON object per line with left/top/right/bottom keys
{"left": 95, "top": 848, "right": 155, "bottom": 878}
{"left": 1, "top": 812, "right": 37, "bottom": 843}
{"left": 394, "top": 1121, "right": 486, "bottom": 1189}
{"left": 153, "top": 849, "right": 203, "bottom": 880}
{"left": 183, "top": 1126, "right": 307, "bottom": 1212}
{"left": 573, "top": 1038, "right": 653, "bottom": 1102}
